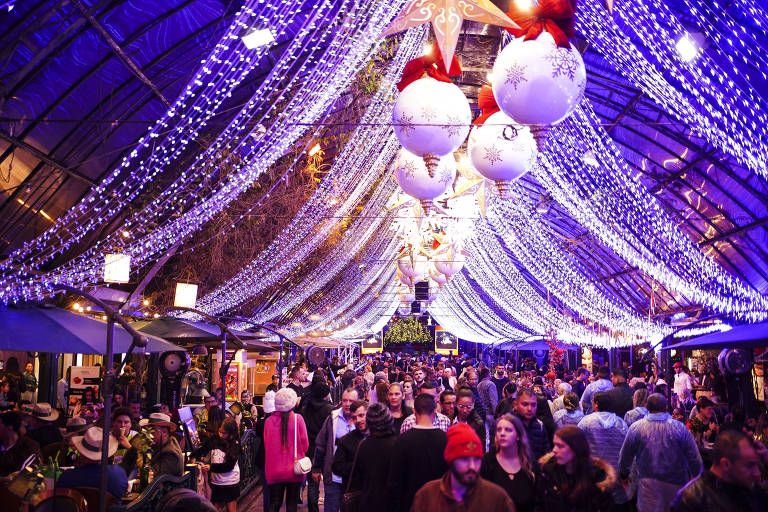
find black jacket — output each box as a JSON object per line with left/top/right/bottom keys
{"left": 537, "top": 453, "right": 617, "bottom": 512}
{"left": 354, "top": 433, "right": 398, "bottom": 512}
{"left": 300, "top": 397, "right": 333, "bottom": 458}
{"left": 330, "top": 429, "right": 366, "bottom": 488}
{"left": 670, "top": 470, "right": 768, "bottom": 512}
{"left": 515, "top": 412, "right": 551, "bottom": 460}
{"left": 606, "top": 382, "right": 635, "bottom": 419}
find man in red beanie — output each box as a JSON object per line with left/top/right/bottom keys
{"left": 410, "top": 423, "right": 515, "bottom": 512}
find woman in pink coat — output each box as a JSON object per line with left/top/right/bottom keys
{"left": 264, "top": 387, "right": 309, "bottom": 512}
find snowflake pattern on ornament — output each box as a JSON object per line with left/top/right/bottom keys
{"left": 504, "top": 62, "right": 528, "bottom": 90}
{"left": 441, "top": 115, "right": 463, "bottom": 138}
{"left": 483, "top": 144, "right": 502, "bottom": 166}
{"left": 396, "top": 113, "right": 415, "bottom": 136}
{"left": 439, "top": 167, "right": 453, "bottom": 186}
{"left": 546, "top": 48, "right": 579, "bottom": 81}
{"left": 421, "top": 106, "right": 438, "bottom": 122}
{"left": 400, "top": 159, "right": 418, "bottom": 178}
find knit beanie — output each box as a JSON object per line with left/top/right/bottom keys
{"left": 274, "top": 388, "right": 297, "bottom": 412}
{"left": 263, "top": 390, "right": 276, "bottom": 414}
{"left": 311, "top": 382, "right": 331, "bottom": 401}
{"left": 366, "top": 402, "right": 393, "bottom": 434}
{"left": 444, "top": 423, "right": 483, "bottom": 464}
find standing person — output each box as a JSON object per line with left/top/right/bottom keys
{"left": 571, "top": 367, "right": 589, "bottom": 400}
{"left": 21, "top": 362, "right": 37, "bottom": 404}
{"left": 350, "top": 403, "right": 397, "bottom": 512}
{"left": 624, "top": 388, "right": 649, "bottom": 427}
{"left": 286, "top": 365, "right": 309, "bottom": 407}
{"left": 402, "top": 380, "right": 415, "bottom": 410}
{"left": 300, "top": 381, "right": 333, "bottom": 512}
{"left": 581, "top": 366, "right": 614, "bottom": 414}
{"left": 330, "top": 400, "right": 368, "bottom": 488}
{"left": 311, "top": 387, "right": 358, "bottom": 512}
{"left": 549, "top": 382, "right": 573, "bottom": 415}
{"left": 490, "top": 364, "right": 509, "bottom": 399}
{"left": 23, "top": 403, "right": 62, "bottom": 446}
{"left": 195, "top": 395, "right": 218, "bottom": 428}
{"left": 410, "top": 423, "right": 515, "bottom": 512}
{"left": 388, "top": 394, "right": 449, "bottom": 512}
{"left": 202, "top": 417, "right": 241, "bottom": 512}
{"left": 465, "top": 371, "right": 487, "bottom": 420}
{"left": 618, "top": 393, "right": 703, "bottom": 512}
{"left": 399, "top": 381, "right": 452, "bottom": 433}
{"left": 670, "top": 430, "right": 768, "bottom": 511}
{"left": 538, "top": 426, "right": 617, "bottom": 512}
{"left": 606, "top": 369, "right": 635, "bottom": 419}
{"left": 673, "top": 362, "right": 693, "bottom": 408}
{"left": 453, "top": 388, "right": 486, "bottom": 451}
{"left": 578, "top": 392, "right": 630, "bottom": 507}
{"left": 513, "top": 388, "right": 552, "bottom": 460}
{"left": 552, "top": 393, "right": 584, "bottom": 428}
{"left": 2, "top": 358, "right": 24, "bottom": 406}
{"left": 142, "top": 413, "right": 184, "bottom": 477}
{"left": 687, "top": 396, "right": 719, "bottom": 448}
{"left": 264, "top": 388, "right": 308, "bottom": 512}
{"left": 266, "top": 375, "right": 279, "bottom": 393}
{"left": 57, "top": 367, "right": 70, "bottom": 410}
{"left": 439, "top": 389, "right": 457, "bottom": 422}
{"left": 386, "top": 382, "right": 412, "bottom": 433}
{"left": 481, "top": 414, "right": 537, "bottom": 512}
{"left": 477, "top": 368, "right": 498, "bottom": 428}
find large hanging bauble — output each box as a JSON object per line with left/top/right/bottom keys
{"left": 393, "top": 77, "right": 471, "bottom": 176}
{"left": 399, "top": 287, "right": 416, "bottom": 304}
{"left": 429, "top": 263, "right": 448, "bottom": 286}
{"left": 433, "top": 247, "right": 466, "bottom": 277}
{"left": 428, "top": 281, "right": 440, "bottom": 302}
{"left": 397, "top": 252, "right": 428, "bottom": 279}
{"left": 491, "top": 32, "right": 586, "bottom": 134}
{"left": 394, "top": 149, "right": 457, "bottom": 213}
{"left": 468, "top": 111, "right": 537, "bottom": 197}
{"left": 397, "top": 267, "right": 416, "bottom": 287}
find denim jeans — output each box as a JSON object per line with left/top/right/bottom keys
{"left": 323, "top": 481, "right": 343, "bottom": 512}
{"left": 307, "top": 475, "right": 321, "bottom": 512}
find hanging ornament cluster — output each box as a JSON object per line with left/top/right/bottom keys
{"left": 491, "top": 0, "right": 586, "bottom": 148}
{"left": 545, "top": 328, "right": 566, "bottom": 380}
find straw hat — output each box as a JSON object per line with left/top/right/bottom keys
{"left": 24, "top": 402, "right": 59, "bottom": 422}
{"left": 71, "top": 427, "right": 118, "bottom": 460}
{"left": 61, "top": 417, "right": 89, "bottom": 437}
{"left": 138, "top": 412, "right": 177, "bottom": 431}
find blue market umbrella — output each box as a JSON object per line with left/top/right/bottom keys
{"left": 0, "top": 305, "right": 180, "bottom": 354}
{"left": 131, "top": 317, "right": 274, "bottom": 350}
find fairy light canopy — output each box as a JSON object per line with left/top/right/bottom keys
{"left": 1, "top": 0, "right": 767, "bottom": 346}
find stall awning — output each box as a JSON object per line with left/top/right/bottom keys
{"left": 131, "top": 317, "right": 275, "bottom": 351}
{"left": 495, "top": 339, "right": 579, "bottom": 351}
{"left": 0, "top": 306, "right": 180, "bottom": 354}
{"left": 663, "top": 322, "right": 768, "bottom": 351}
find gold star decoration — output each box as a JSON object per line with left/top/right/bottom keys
{"left": 382, "top": 0, "right": 520, "bottom": 70}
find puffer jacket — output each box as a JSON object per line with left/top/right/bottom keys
{"left": 537, "top": 452, "right": 617, "bottom": 512}
{"left": 670, "top": 469, "right": 768, "bottom": 512}
{"left": 618, "top": 412, "right": 702, "bottom": 485}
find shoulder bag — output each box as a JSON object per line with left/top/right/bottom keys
{"left": 293, "top": 413, "right": 312, "bottom": 475}
{"left": 341, "top": 439, "right": 364, "bottom": 512}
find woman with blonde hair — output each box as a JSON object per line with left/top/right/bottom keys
{"left": 480, "top": 413, "right": 537, "bottom": 512}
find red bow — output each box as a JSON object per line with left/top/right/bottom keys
{"left": 473, "top": 85, "right": 500, "bottom": 125}
{"left": 506, "top": 0, "right": 577, "bottom": 49}
{"left": 397, "top": 50, "right": 462, "bottom": 92}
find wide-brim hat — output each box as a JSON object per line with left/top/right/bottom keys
{"left": 61, "top": 417, "right": 89, "bottom": 437}
{"left": 72, "top": 426, "right": 118, "bottom": 460}
{"left": 138, "top": 412, "right": 177, "bottom": 431}
{"left": 23, "top": 402, "right": 59, "bottom": 422}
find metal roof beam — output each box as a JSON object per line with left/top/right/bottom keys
{"left": 699, "top": 217, "right": 768, "bottom": 246}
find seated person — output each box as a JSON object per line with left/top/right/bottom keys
{"left": 141, "top": 413, "right": 184, "bottom": 477}
{"left": 22, "top": 403, "right": 63, "bottom": 446}
{"left": 58, "top": 426, "right": 128, "bottom": 500}
{"left": 0, "top": 411, "right": 41, "bottom": 477}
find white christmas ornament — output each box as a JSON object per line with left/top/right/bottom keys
{"left": 393, "top": 77, "right": 471, "bottom": 177}
{"left": 491, "top": 32, "right": 585, "bottom": 141}
{"left": 399, "top": 287, "right": 416, "bottom": 303}
{"left": 428, "top": 281, "right": 440, "bottom": 302}
{"left": 468, "top": 111, "right": 537, "bottom": 197}
{"left": 397, "top": 252, "right": 428, "bottom": 279}
{"left": 429, "top": 263, "right": 449, "bottom": 286}
{"left": 393, "top": 149, "right": 457, "bottom": 213}
{"left": 433, "top": 246, "right": 466, "bottom": 277}
{"left": 397, "top": 267, "right": 416, "bottom": 287}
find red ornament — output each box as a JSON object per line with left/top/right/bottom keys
{"left": 473, "top": 85, "right": 500, "bottom": 125}
{"left": 506, "top": 0, "right": 577, "bottom": 49}
{"left": 397, "top": 51, "right": 462, "bottom": 92}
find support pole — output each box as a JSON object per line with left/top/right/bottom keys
{"left": 99, "top": 318, "right": 115, "bottom": 512}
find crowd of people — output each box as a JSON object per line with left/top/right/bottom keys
{"left": 2, "top": 351, "right": 768, "bottom": 512}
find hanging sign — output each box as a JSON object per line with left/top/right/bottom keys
{"left": 435, "top": 326, "right": 458, "bottom": 355}
{"left": 362, "top": 332, "right": 383, "bottom": 354}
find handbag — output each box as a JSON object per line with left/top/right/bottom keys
{"left": 293, "top": 413, "right": 312, "bottom": 475}
{"left": 341, "top": 440, "right": 363, "bottom": 512}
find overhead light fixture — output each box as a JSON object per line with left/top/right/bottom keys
{"left": 143, "top": 299, "right": 150, "bottom": 306}
{"left": 242, "top": 28, "right": 275, "bottom": 49}
{"left": 582, "top": 149, "right": 599, "bottom": 167}
{"left": 671, "top": 311, "right": 686, "bottom": 320}
{"left": 514, "top": 0, "right": 533, "bottom": 10}
{"left": 676, "top": 32, "right": 703, "bottom": 62}
{"left": 192, "top": 344, "right": 208, "bottom": 356}
{"left": 308, "top": 143, "right": 322, "bottom": 157}
{"left": 104, "top": 253, "right": 131, "bottom": 283}
{"left": 423, "top": 43, "right": 432, "bottom": 56}
{"left": 174, "top": 282, "right": 198, "bottom": 308}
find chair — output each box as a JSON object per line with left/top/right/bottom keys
{"left": 72, "top": 486, "right": 117, "bottom": 512}
{"left": 31, "top": 488, "right": 87, "bottom": 512}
